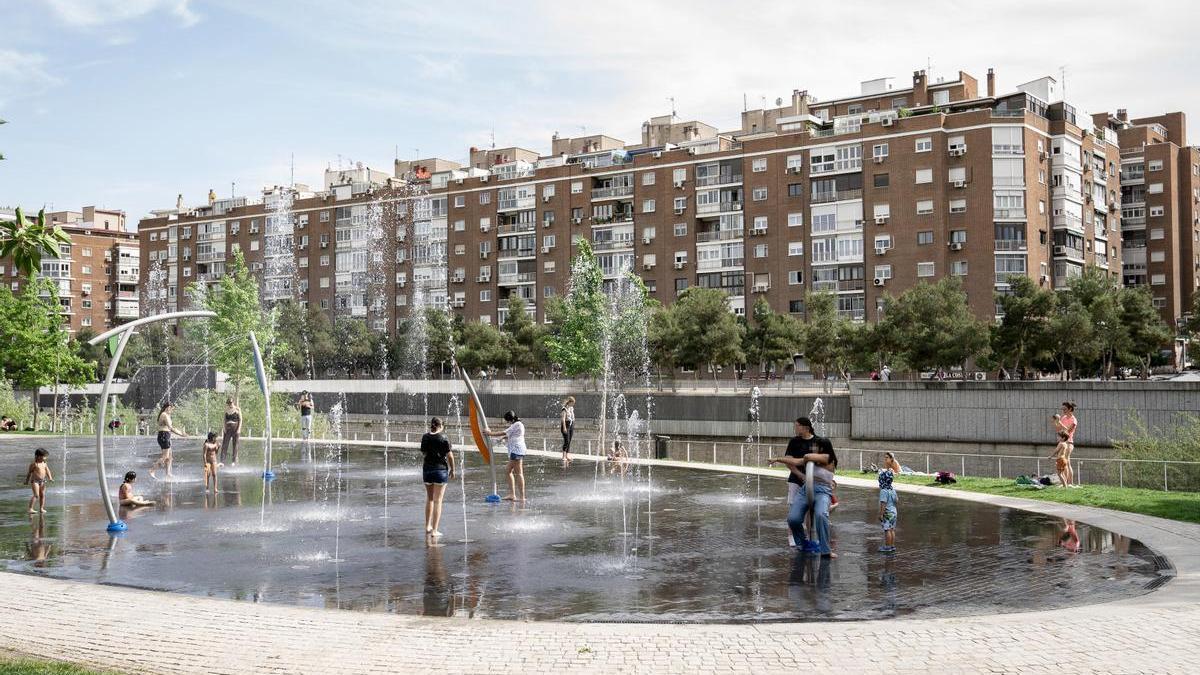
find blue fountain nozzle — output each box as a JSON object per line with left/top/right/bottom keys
{"left": 262, "top": 470, "right": 276, "bottom": 481}
{"left": 106, "top": 520, "right": 128, "bottom": 533}
{"left": 484, "top": 493, "right": 501, "bottom": 503}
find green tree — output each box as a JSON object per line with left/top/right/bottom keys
{"left": 0, "top": 207, "right": 72, "bottom": 278}
{"left": 545, "top": 240, "right": 604, "bottom": 377}
{"left": 1043, "top": 298, "right": 1098, "bottom": 378}
{"left": 501, "top": 295, "right": 547, "bottom": 375}
{"left": 1120, "top": 285, "right": 1172, "bottom": 377}
{"left": 424, "top": 307, "right": 454, "bottom": 377}
{"left": 455, "top": 321, "right": 507, "bottom": 375}
{"left": 646, "top": 301, "right": 680, "bottom": 389}
{"left": 669, "top": 287, "right": 745, "bottom": 386}
{"left": 993, "top": 276, "right": 1057, "bottom": 377}
{"left": 1064, "top": 268, "right": 1126, "bottom": 378}
{"left": 193, "top": 249, "right": 277, "bottom": 401}
{"left": 0, "top": 279, "right": 93, "bottom": 429}
{"left": 878, "top": 278, "right": 989, "bottom": 375}
{"left": 744, "top": 297, "right": 802, "bottom": 377}
{"left": 799, "top": 292, "right": 847, "bottom": 383}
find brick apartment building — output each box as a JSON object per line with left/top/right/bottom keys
{"left": 136, "top": 66, "right": 1197, "bottom": 338}
{"left": 1, "top": 206, "right": 139, "bottom": 333}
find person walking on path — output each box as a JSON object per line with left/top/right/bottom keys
{"left": 1052, "top": 401, "right": 1078, "bottom": 487}
{"left": 296, "top": 391, "right": 314, "bottom": 440}
{"left": 559, "top": 396, "right": 576, "bottom": 463}
{"left": 486, "top": 411, "right": 527, "bottom": 502}
{"left": 220, "top": 397, "right": 242, "bottom": 466}
{"left": 420, "top": 417, "right": 455, "bottom": 536}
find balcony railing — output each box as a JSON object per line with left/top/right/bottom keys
{"left": 810, "top": 158, "right": 862, "bottom": 176}
{"left": 1095, "top": 253, "right": 1109, "bottom": 269}
{"left": 497, "top": 196, "right": 536, "bottom": 211}
{"left": 590, "top": 185, "right": 634, "bottom": 200}
{"left": 994, "top": 239, "right": 1028, "bottom": 252}
{"left": 1053, "top": 215, "right": 1085, "bottom": 232}
{"left": 497, "top": 223, "right": 536, "bottom": 236}
{"left": 115, "top": 305, "right": 139, "bottom": 319}
{"left": 590, "top": 213, "right": 634, "bottom": 225}
{"left": 812, "top": 280, "right": 837, "bottom": 292}
{"left": 697, "top": 257, "right": 744, "bottom": 271}
{"left": 1053, "top": 246, "right": 1085, "bottom": 259}
{"left": 1121, "top": 170, "right": 1145, "bottom": 182}
{"left": 591, "top": 240, "right": 635, "bottom": 252}
{"left": 991, "top": 144, "right": 1024, "bottom": 156}
{"left": 837, "top": 308, "right": 866, "bottom": 321}
{"left": 695, "top": 174, "right": 743, "bottom": 187}
{"left": 993, "top": 208, "right": 1027, "bottom": 220}
{"left": 811, "top": 188, "right": 863, "bottom": 204}
{"left": 838, "top": 279, "right": 865, "bottom": 292}
{"left": 695, "top": 229, "right": 744, "bottom": 243}
{"left": 696, "top": 200, "right": 743, "bottom": 215}
{"left": 991, "top": 109, "right": 1026, "bottom": 118}
{"left": 498, "top": 248, "right": 536, "bottom": 259}
{"left": 994, "top": 272, "right": 1026, "bottom": 285}
{"left": 498, "top": 272, "right": 536, "bottom": 285}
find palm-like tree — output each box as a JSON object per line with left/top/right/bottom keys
{"left": 0, "top": 207, "right": 72, "bottom": 278}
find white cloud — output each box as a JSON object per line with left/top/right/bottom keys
{"left": 42, "top": 0, "right": 199, "bottom": 28}
{"left": 0, "top": 50, "right": 63, "bottom": 108}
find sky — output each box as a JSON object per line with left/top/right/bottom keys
{"left": 2, "top": 0, "right": 1199, "bottom": 226}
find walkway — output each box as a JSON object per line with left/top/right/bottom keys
{"left": 2, "top": 446, "right": 1199, "bottom": 674}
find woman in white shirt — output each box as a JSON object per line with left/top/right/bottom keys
{"left": 486, "top": 410, "right": 527, "bottom": 502}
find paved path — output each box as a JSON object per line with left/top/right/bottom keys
{"left": 2, "top": 444, "right": 1200, "bottom": 674}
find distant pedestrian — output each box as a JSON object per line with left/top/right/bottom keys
{"left": 296, "top": 391, "right": 314, "bottom": 440}
{"left": 220, "top": 397, "right": 242, "bottom": 466}
{"left": 486, "top": 411, "right": 526, "bottom": 502}
{"left": 151, "top": 401, "right": 187, "bottom": 479}
{"left": 560, "top": 396, "right": 576, "bottom": 463}
{"left": 878, "top": 469, "right": 898, "bottom": 553}
{"left": 880, "top": 365, "right": 891, "bottom": 382}
{"left": 421, "top": 417, "right": 455, "bottom": 536}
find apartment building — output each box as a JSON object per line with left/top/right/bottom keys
{"left": 1093, "top": 110, "right": 1200, "bottom": 322}
{"left": 1, "top": 206, "right": 139, "bottom": 333}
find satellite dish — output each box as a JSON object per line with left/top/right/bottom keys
{"left": 775, "top": 97, "right": 783, "bottom": 106}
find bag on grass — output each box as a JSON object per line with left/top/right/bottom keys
{"left": 935, "top": 471, "right": 956, "bottom": 485}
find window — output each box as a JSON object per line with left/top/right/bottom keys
{"left": 788, "top": 270, "right": 804, "bottom": 285}
{"left": 250, "top": 240, "right": 259, "bottom": 251}
{"left": 787, "top": 213, "right": 804, "bottom": 227}
{"left": 874, "top": 264, "right": 893, "bottom": 280}
{"left": 320, "top": 255, "right": 330, "bottom": 266}
{"left": 543, "top": 211, "right": 555, "bottom": 226}
{"left": 752, "top": 187, "right": 768, "bottom": 201}
{"left": 1149, "top": 183, "right": 1164, "bottom": 194}
{"left": 753, "top": 216, "right": 768, "bottom": 231}
{"left": 674, "top": 222, "right": 688, "bottom": 237}
{"left": 454, "top": 195, "right": 465, "bottom": 208}
{"left": 917, "top": 231, "right": 934, "bottom": 245}
{"left": 675, "top": 278, "right": 690, "bottom": 294}
{"left": 915, "top": 137, "right": 933, "bottom": 153}
{"left": 754, "top": 244, "right": 768, "bottom": 258}
{"left": 916, "top": 200, "right": 934, "bottom": 215}
{"left": 299, "top": 256, "right": 309, "bottom": 268}
{"left": 948, "top": 135, "right": 966, "bottom": 153}
{"left": 673, "top": 168, "right": 687, "bottom": 184}
{"left": 571, "top": 181, "right": 583, "bottom": 194}
{"left": 891, "top": 97, "right": 907, "bottom": 109}
{"left": 81, "top": 265, "right": 91, "bottom": 275}
{"left": 874, "top": 235, "right": 892, "bottom": 252}
{"left": 1151, "top": 250, "right": 1166, "bottom": 263}
{"left": 1149, "top": 160, "right": 1163, "bottom": 172}
{"left": 788, "top": 241, "right": 804, "bottom": 256}
{"left": 81, "top": 247, "right": 92, "bottom": 257}
{"left": 788, "top": 183, "right": 803, "bottom": 197}
{"left": 642, "top": 254, "right": 657, "bottom": 268}
{"left": 847, "top": 103, "right": 863, "bottom": 115}
{"left": 873, "top": 204, "right": 890, "bottom": 219}
{"left": 948, "top": 167, "right": 966, "bottom": 183}
{"left": 789, "top": 300, "right": 805, "bottom": 314}
{"left": 915, "top": 169, "right": 933, "bottom": 184}
{"left": 917, "top": 262, "right": 935, "bottom": 277}
{"left": 454, "top": 219, "right": 466, "bottom": 232}
{"left": 1150, "top": 228, "right": 1165, "bottom": 240}
{"left": 543, "top": 234, "right": 556, "bottom": 248}
{"left": 479, "top": 241, "right": 492, "bottom": 255}
{"left": 480, "top": 289, "right": 492, "bottom": 302}
{"left": 454, "top": 244, "right": 465, "bottom": 255}
{"left": 949, "top": 199, "right": 967, "bottom": 214}
{"left": 673, "top": 196, "right": 687, "bottom": 211}
{"left": 543, "top": 184, "right": 556, "bottom": 198}
{"left": 480, "top": 217, "right": 492, "bottom": 230}
{"left": 873, "top": 173, "right": 889, "bottom": 188}
{"left": 812, "top": 213, "right": 836, "bottom": 233}
{"left": 643, "top": 226, "right": 656, "bottom": 240}
{"left": 674, "top": 251, "right": 688, "bottom": 265}
{"left": 1038, "top": 170, "right": 1046, "bottom": 184}
{"left": 872, "top": 143, "right": 888, "bottom": 159}
{"left": 951, "top": 260, "right": 968, "bottom": 276}
{"left": 479, "top": 191, "right": 491, "bottom": 205}
{"left": 786, "top": 155, "right": 803, "bottom": 171}
{"left": 543, "top": 286, "right": 557, "bottom": 299}
{"left": 752, "top": 158, "right": 768, "bottom": 172}
{"left": 320, "top": 277, "right": 330, "bottom": 288}
{"left": 150, "top": 232, "right": 158, "bottom": 241}
{"left": 1150, "top": 206, "right": 1165, "bottom": 217}
{"left": 1151, "top": 274, "right": 1166, "bottom": 286}
{"left": 949, "top": 230, "right": 967, "bottom": 243}
{"left": 642, "top": 172, "right": 656, "bottom": 186}
{"left": 643, "top": 199, "right": 656, "bottom": 213}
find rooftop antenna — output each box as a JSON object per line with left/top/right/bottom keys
{"left": 667, "top": 96, "right": 677, "bottom": 119}
{"left": 490, "top": 126, "right": 495, "bottom": 150}
{"left": 289, "top": 153, "right": 295, "bottom": 188}
{"left": 231, "top": 181, "right": 235, "bottom": 198}
{"left": 743, "top": 93, "right": 747, "bottom": 112}
{"left": 1059, "top": 64, "right": 1068, "bottom": 101}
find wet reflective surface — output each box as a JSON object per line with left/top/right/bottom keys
{"left": 0, "top": 438, "right": 1169, "bottom": 622}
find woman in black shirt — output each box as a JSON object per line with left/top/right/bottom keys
{"left": 420, "top": 417, "right": 456, "bottom": 537}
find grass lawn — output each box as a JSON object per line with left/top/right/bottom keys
{"left": 835, "top": 469, "right": 1200, "bottom": 524}
{"left": 0, "top": 652, "right": 115, "bottom": 675}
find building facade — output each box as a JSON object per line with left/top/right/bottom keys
{"left": 1, "top": 206, "right": 139, "bottom": 333}
{"left": 145, "top": 66, "right": 1200, "bottom": 341}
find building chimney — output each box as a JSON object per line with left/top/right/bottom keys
{"left": 791, "top": 89, "right": 809, "bottom": 115}
{"left": 986, "top": 68, "right": 995, "bottom": 97}
{"left": 1117, "top": 109, "right": 1128, "bottom": 122}
{"left": 912, "top": 70, "right": 928, "bottom": 106}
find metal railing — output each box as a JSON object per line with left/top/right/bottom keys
{"left": 695, "top": 174, "right": 743, "bottom": 187}
{"left": 590, "top": 185, "right": 634, "bottom": 200}
{"left": 695, "top": 229, "right": 744, "bottom": 243}
{"left": 811, "top": 188, "right": 863, "bottom": 204}
{"left": 994, "top": 239, "right": 1028, "bottom": 251}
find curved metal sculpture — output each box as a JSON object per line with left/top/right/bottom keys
{"left": 458, "top": 366, "right": 501, "bottom": 502}
{"left": 249, "top": 332, "right": 275, "bottom": 480}
{"left": 88, "top": 311, "right": 217, "bottom": 531}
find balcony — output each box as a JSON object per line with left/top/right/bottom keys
{"left": 991, "top": 144, "right": 1024, "bottom": 156}
{"left": 837, "top": 308, "right": 866, "bottom": 321}
{"left": 1052, "top": 245, "right": 1085, "bottom": 261}
{"left": 1052, "top": 215, "right": 1085, "bottom": 233}
{"left": 696, "top": 200, "right": 743, "bottom": 215}
{"left": 990, "top": 109, "right": 1026, "bottom": 118}
{"left": 810, "top": 158, "right": 863, "bottom": 176}
{"left": 590, "top": 185, "right": 634, "bottom": 200}
{"left": 591, "top": 240, "right": 634, "bottom": 252}
{"left": 696, "top": 257, "right": 745, "bottom": 271}
{"left": 994, "top": 239, "right": 1028, "bottom": 252}
{"left": 497, "top": 196, "right": 536, "bottom": 212}
{"left": 811, "top": 188, "right": 863, "bottom": 204}
{"left": 590, "top": 213, "right": 634, "bottom": 226}
{"left": 838, "top": 278, "right": 865, "bottom": 292}
{"left": 1123, "top": 247, "right": 1146, "bottom": 266}
{"left": 695, "top": 174, "right": 743, "bottom": 188}
{"left": 1095, "top": 253, "right": 1109, "bottom": 269}
{"left": 812, "top": 280, "right": 837, "bottom": 292}
{"left": 993, "top": 208, "right": 1027, "bottom": 221}
{"left": 497, "top": 222, "right": 536, "bottom": 236}
{"left": 498, "top": 248, "right": 536, "bottom": 260}
{"left": 1120, "top": 170, "right": 1145, "bottom": 182}
{"left": 695, "top": 229, "right": 744, "bottom": 243}
{"left": 994, "top": 272, "right": 1026, "bottom": 285}
{"left": 498, "top": 272, "right": 536, "bottom": 285}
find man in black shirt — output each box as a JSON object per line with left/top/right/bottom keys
{"left": 778, "top": 416, "right": 836, "bottom": 548}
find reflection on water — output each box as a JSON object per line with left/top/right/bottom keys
{"left": 0, "top": 438, "right": 1169, "bottom": 623}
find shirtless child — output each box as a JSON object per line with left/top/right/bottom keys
{"left": 24, "top": 448, "right": 54, "bottom": 513}
{"left": 118, "top": 471, "right": 154, "bottom": 507}
{"left": 1048, "top": 431, "right": 1072, "bottom": 488}
{"left": 202, "top": 431, "right": 220, "bottom": 494}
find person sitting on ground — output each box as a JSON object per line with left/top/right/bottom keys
{"left": 0, "top": 416, "right": 17, "bottom": 431}
{"left": 607, "top": 439, "right": 627, "bottom": 461}
{"left": 118, "top": 471, "right": 154, "bottom": 507}
{"left": 882, "top": 452, "right": 902, "bottom": 475}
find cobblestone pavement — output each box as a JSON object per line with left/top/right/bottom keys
{"left": 2, "top": 444, "right": 1199, "bottom": 674}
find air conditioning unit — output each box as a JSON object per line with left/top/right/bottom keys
{"left": 451, "top": 276, "right": 464, "bottom": 283}
{"left": 479, "top": 175, "right": 489, "bottom": 183}
{"left": 674, "top": 208, "right": 686, "bottom": 215}
{"left": 397, "top": 281, "right": 406, "bottom": 288}
{"left": 542, "top": 195, "right": 551, "bottom": 203}
{"left": 789, "top": 166, "right": 803, "bottom": 174}
{"left": 873, "top": 156, "right": 885, "bottom": 164}
{"left": 1109, "top": 203, "right": 1117, "bottom": 212}
{"left": 480, "top": 251, "right": 489, "bottom": 259}
{"left": 873, "top": 277, "right": 886, "bottom": 286}
{"left": 753, "top": 284, "right": 770, "bottom": 292}
{"left": 643, "top": 263, "right": 655, "bottom": 270}
{"left": 541, "top": 246, "right": 552, "bottom": 254}
{"left": 952, "top": 180, "right": 965, "bottom": 188}
{"left": 652, "top": 151, "right": 663, "bottom": 158}
{"left": 642, "top": 237, "right": 652, "bottom": 244}
{"left": 949, "top": 147, "right": 966, "bottom": 156}
{"left": 949, "top": 242, "right": 964, "bottom": 251}
{"left": 751, "top": 228, "right": 766, "bottom": 236}
{"left": 571, "top": 217, "right": 583, "bottom": 224}
{"left": 481, "top": 225, "right": 490, "bottom": 232}
{"left": 687, "top": 147, "right": 698, "bottom": 155}
{"left": 1038, "top": 151, "right": 1047, "bottom": 161}
{"left": 456, "top": 179, "right": 464, "bottom": 185}
{"left": 1040, "top": 274, "right": 1049, "bottom": 283}
{"left": 874, "top": 216, "right": 888, "bottom": 225}
{"left": 881, "top": 118, "right": 894, "bottom": 127}
{"left": 543, "top": 220, "right": 553, "bottom": 228}
{"left": 320, "top": 241, "right": 328, "bottom": 248}
{"left": 673, "top": 180, "right": 685, "bottom": 188}
{"left": 673, "top": 261, "right": 685, "bottom": 269}
{"left": 875, "top": 246, "right": 889, "bottom": 255}
{"left": 1053, "top": 245, "right": 1066, "bottom": 256}
{"left": 477, "top": 276, "right": 490, "bottom": 283}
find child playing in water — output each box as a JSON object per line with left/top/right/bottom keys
{"left": 202, "top": 431, "right": 220, "bottom": 494}
{"left": 878, "top": 469, "right": 898, "bottom": 553}
{"left": 24, "top": 448, "right": 53, "bottom": 513}
{"left": 118, "top": 471, "right": 154, "bottom": 507}
{"left": 607, "top": 439, "right": 628, "bottom": 461}
{"left": 1048, "top": 431, "right": 1072, "bottom": 488}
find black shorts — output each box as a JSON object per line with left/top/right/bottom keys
{"left": 157, "top": 431, "right": 171, "bottom": 450}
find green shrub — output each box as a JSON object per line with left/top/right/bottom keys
{"left": 172, "top": 389, "right": 329, "bottom": 439}
{"left": 1113, "top": 412, "right": 1200, "bottom": 491}
{"left": 0, "top": 378, "right": 32, "bottom": 423}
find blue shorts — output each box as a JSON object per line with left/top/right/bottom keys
{"left": 881, "top": 508, "right": 897, "bottom": 531}
{"left": 423, "top": 468, "right": 449, "bottom": 485}
{"left": 508, "top": 453, "right": 525, "bottom": 462}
